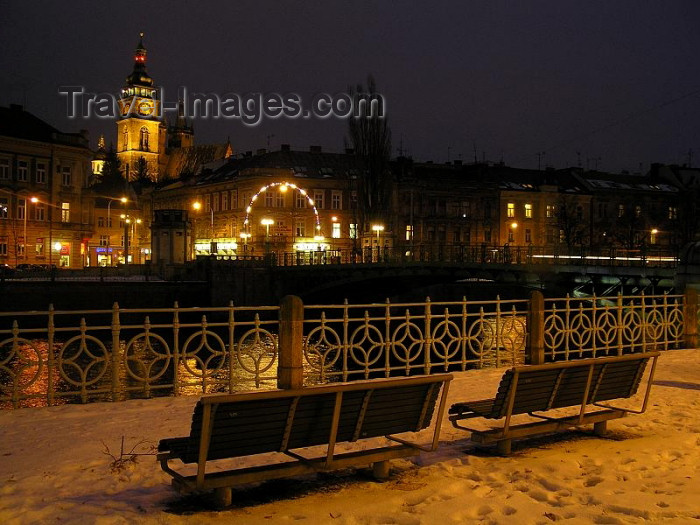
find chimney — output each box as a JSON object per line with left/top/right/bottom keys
{"left": 256, "top": 148, "right": 267, "bottom": 155}
{"left": 310, "top": 145, "right": 322, "bottom": 154}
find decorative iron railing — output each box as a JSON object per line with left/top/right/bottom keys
{"left": 0, "top": 291, "right": 694, "bottom": 409}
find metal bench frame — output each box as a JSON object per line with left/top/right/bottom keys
{"left": 157, "top": 374, "right": 452, "bottom": 506}
{"left": 449, "top": 353, "right": 659, "bottom": 455}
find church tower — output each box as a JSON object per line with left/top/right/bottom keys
{"left": 116, "top": 33, "right": 164, "bottom": 181}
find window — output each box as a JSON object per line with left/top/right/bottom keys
{"left": 99, "top": 235, "right": 109, "bottom": 246}
{"left": 265, "top": 191, "right": 273, "bottom": 207}
{"left": 332, "top": 222, "right": 341, "bottom": 239}
{"left": 350, "top": 223, "right": 358, "bottom": 239}
{"left": 0, "top": 197, "right": 8, "bottom": 218}
{"left": 525, "top": 228, "right": 532, "bottom": 243}
{"left": 484, "top": 230, "right": 491, "bottom": 243}
{"left": 618, "top": 204, "right": 625, "bottom": 217}
{"left": 36, "top": 163, "right": 47, "bottom": 184}
{"left": 61, "top": 166, "right": 72, "bottom": 187}
{"left": 17, "top": 160, "right": 28, "bottom": 182}
{"left": 461, "top": 201, "right": 471, "bottom": 218}
{"left": 314, "top": 191, "right": 324, "bottom": 210}
{"left": 0, "top": 238, "right": 7, "bottom": 256}
{"left": 0, "top": 158, "right": 10, "bottom": 180}
{"left": 295, "top": 220, "right": 305, "bottom": 237}
{"left": 139, "top": 127, "right": 149, "bottom": 151}
{"left": 598, "top": 203, "right": 607, "bottom": 218}
{"left": 668, "top": 206, "right": 677, "bottom": 220}
{"left": 119, "top": 218, "right": 125, "bottom": 228}
{"left": 17, "top": 198, "right": 26, "bottom": 220}
{"left": 507, "top": 202, "right": 515, "bottom": 218}
{"left": 350, "top": 191, "right": 358, "bottom": 209}
{"left": 107, "top": 217, "right": 113, "bottom": 227}
{"left": 98, "top": 217, "right": 105, "bottom": 227}
{"left": 635, "top": 205, "right": 641, "bottom": 218}
{"left": 546, "top": 204, "right": 555, "bottom": 218}
{"left": 331, "top": 191, "right": 342, "bottom": 210}
{"left": 35, "top": 203, "right": 45, "bottom": 221}
{"left": 650, "top": 230, "right": 657, "bottom": 245}
{"left": 576, "top": 206, "right": 583, "bottom": 220}
{"left": 35, "top": 238, "right": 44, "bottom": 256}
{"left": 453, "top": 230, "right": 460, "bottom": 243}
{"left": 464, "top": 228, "right": 471, "bottom": 244}
{"left": 221, "top": 192, "right": 228, "bottom": 211}
{"left": 212, "top": 193, "right": 220, "bottom": 212}
{"left": 18, "top": 237, "right": 25, "bottom": 257}
{"left": 61, "top": 202, "right": 70, "bottom": 223}
{"left": 122, "top": 129, "right": 128, "bottom": 151}
{"left": 524, "top": 203, "right": 533, "bottom": 218}
{"left": 276, "top": 191, "right": 284, "bottom": 208}
{"left": 508, "top": 230, "right": 515, "bottom": 243}
{"left": 405, "top": 224, "right": 413, "bottom": 241}
{"left": 559, "top": 229, "right": 565, "bottom": 243}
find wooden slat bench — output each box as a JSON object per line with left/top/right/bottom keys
{"left": 448, "top": 352, "right": 659, "bottom": 455}
{"left": 157, "top": 374, "right": 452, "bottom": 506}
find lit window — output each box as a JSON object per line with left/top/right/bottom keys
{"left": 405, "top": 224, "right": 413, "bottom": 241}
{"left": 546, "top": 204, "right": 555, "bottom": 218}
{"left": 350, "top": 223, "right": 358, "bottom": 239}
{"left": 618, "top": 204, "right": 625, "bottom": 217}
{"left": 524, "top": 203, "right": 532, "bottom": 218}
{"left": 0, "top": 198, "right": 8, "bottom": 218}
{"left": 635, "top": 205, "right": 641, "bottom": 218}
{"left": 295, "top": 192, "right": 306, "bottom": 208}
{"left": 0, "top": 159, "right": 9, "bottom": 180}
{"left": 525, "top": 228, "right": 532, "bottom": 243}
{"left": 35, "top": 238, "right": 44, "bottom": 256}
{"left": 61, "top": 202, "right": 70, "bottom": 223}
{"left": 507, "top": 202, "right": 515, "bottom": 218}
{"left": 668, "top": 206, "right": 677, "bottom": 220}
{"left": 99, "top": 235, "right": 109, "bottom": 246}
{"left": 508, "top": 230, "right": 514, "bottom": 243}
{"left": 139, "top": 127, "right": 149, "bottom": 151}
{"left": 332, "top": 222, "right": 341, "bottom": 238}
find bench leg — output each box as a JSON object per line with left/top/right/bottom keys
{"left": 593, "top": 421, "right": 608, "bottom": 436}
{"left": 214, "top": 487, "right": 232, "bottom": 508}
{"left": 372, "top": 460, "right": 391, "bottom": 480}
{"left": 496, "top": 439, "right": 512, "bottom": 456}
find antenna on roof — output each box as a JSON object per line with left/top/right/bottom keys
{"left": 536, "top": 152, "right": 545, "bottom": 171}
{"left": 266, "top": 134, "right": 275, "bottom": 148}
{"left": 398, "top": 134, "right": 404, "bottom": 156}
{"left": 472, "top": 142, "right": 478, "bottom": 163}
{"left": 447, "top": 146, "right": 451, "bottom": 162}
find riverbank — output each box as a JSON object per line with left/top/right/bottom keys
{"left": 1, "top": 349, "right": 698, "bottom": 524}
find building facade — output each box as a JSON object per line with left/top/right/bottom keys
{"left": 0, "top": 105, "right": 94, "bottom": 269}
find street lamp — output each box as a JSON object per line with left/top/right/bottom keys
{"left": 192, "top": 200, "right": 216, "bottom": 256}
{"left": 372, "top": 224, "right": 384, "bottom": 262}
{"left": 261, "top": 218, "right": 273, "bottom": 254}
{"left": 22, "top": 197, "right": 38, "bottom": 262}
{"left": 106, "top": 196, "right": 127, "bottom": 266}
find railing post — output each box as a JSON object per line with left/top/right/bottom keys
{"left": 684, "top": 288, "right": 698, "bottom": 350}
{"left": 111, "top": 301, "right": 121, "bottom": 402}
{"left": 278, "top": 295, "right": 304, "bottom": 389}
{"left": 527, "top": 290, "right": 545, "bottom": 364}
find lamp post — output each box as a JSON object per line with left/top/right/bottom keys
{"left": 22, "top": 197, "right": 38, "bottom": 262}
{"left": 106, "top": 196, "right": 127, "bottom": 266}
{"left": 261, "top": 218, "right": 273, "bottom": 254}
{"left": 371, "top": 224, "right": 384, "bottom": 262}
{"left": 193, "top": 200, "right": 216, "bottom": 256}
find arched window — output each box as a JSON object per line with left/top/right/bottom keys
{"left": 140, "top": 127, "right": 149, "bottom": 151}
{"left": 122, "top": 129, "right": 128, "bottom": 151}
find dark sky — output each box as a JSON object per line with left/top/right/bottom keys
{"left": 2, "top": 0, "right": 700, "bottom": 173}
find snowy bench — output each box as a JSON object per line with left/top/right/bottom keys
{"left": 448, "top": 352, "right": 659, "bottom": 455}
{"left": 157, "top": 374, "right": 452, "bottom": 507}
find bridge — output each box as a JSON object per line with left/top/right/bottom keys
{"left": 201, "top": 245, "right": 680, "bottom": 305}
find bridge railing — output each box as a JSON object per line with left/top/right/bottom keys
{"left": 0, "top": 291, "right": 694, "bottom": 409}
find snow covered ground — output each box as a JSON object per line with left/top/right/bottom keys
{"left": 1, "top": 349, "right": 698, "bottom": 525}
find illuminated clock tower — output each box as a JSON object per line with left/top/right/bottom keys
{"left": 116, "top": 33, "right": 165, "bottom": 181}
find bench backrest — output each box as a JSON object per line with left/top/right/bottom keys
{"left": 179, "top": 374, "right": 451, "bottom": 464}
{"left": 489, "top": 353, "right": 656, "bottom": 418}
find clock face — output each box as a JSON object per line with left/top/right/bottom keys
{"left": 138, "top": 100, "right": 153, "bottom": 116}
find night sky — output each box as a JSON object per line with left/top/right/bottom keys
{"left": 2, "top": 1, "right": 700, "bottom": 173}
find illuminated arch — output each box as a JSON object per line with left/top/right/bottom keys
{"left": 243, "top": 182, "right": 321, "bottom": 235}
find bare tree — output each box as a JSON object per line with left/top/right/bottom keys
{"left": 347, "top": 76, "right": 392, "bottom": 242}
{"left": 556, "top": 194, "right": 587, "bottom": 251}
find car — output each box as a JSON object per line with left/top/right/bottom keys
{"left": 0, "top": 264, "right": 14, "bottom": 277}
